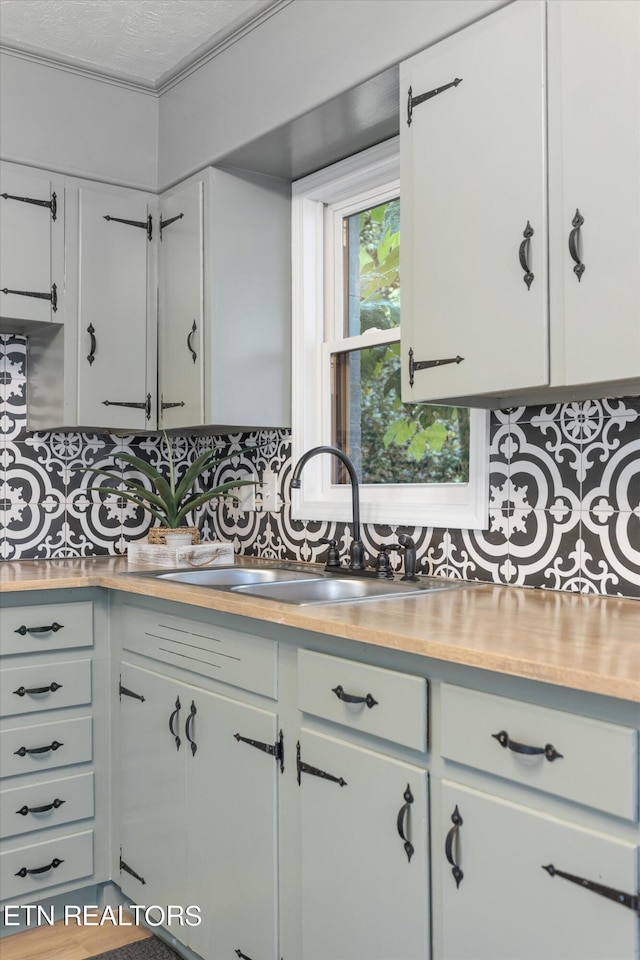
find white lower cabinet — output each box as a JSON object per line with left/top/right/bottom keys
{"left": 298, "top": 729, "right": 429, "bottom": 960}
{"left": 440, "top": 781, "right": 639, "bottom": 960}
{"left": 119, "top": 661, "right": 280, "bottom": 960}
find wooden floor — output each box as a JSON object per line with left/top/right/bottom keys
{"left": 1, "top": 911, "right": 151, "bottom": 960}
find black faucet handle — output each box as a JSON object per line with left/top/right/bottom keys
{"left": 319, "top": 537, "right": 341, "bottom": 568}
{"left": 375, "top": 544, "right": 401, "bottom": 578}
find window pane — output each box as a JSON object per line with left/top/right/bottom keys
{"left": 344, "top": 199, "right": 400, "bottom": 337}
{"left": 331, "top": 342, "right": 470, "bottom": 485}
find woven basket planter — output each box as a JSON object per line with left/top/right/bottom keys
{"left": 147, "top": 526, "right": 200, "bottom": 545}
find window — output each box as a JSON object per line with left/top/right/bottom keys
{"left": 291, "top": 138, "right": 488, "bottom": 529}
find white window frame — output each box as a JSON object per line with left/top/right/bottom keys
{"left": 291, "top": 138, "right": 489, "bottom": 529}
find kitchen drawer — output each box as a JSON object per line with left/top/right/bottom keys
{"left": 121, "top": 604, "right": 277, "bottom": 699}
{"left": 298, "top": 650, "right": 428, "bottom": 751}
{"left": 440, "top": 684, "right": 637, "bottom": 820}
{"left": 1, "top": 716, "right": 93, "bottom": 780}
{"left": 1, "top": 829, "right": 93, "bottom": 901}
{"left": 1, "top": 659, "right": 92, "bottom": 718}
{"left": 1, "top": 772, "right": 94, "bottom": 839}
{"left": 1, "top": 602, "right": 93, "bottom": 656}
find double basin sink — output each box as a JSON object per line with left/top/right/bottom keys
{"left": 134, "top": 562, "right": 468, "bottom": 606}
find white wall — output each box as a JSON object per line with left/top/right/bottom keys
{"left": 158, "top": 0, "right": 505, "bottom": 188}
{"left": 0, "top": 53, "right": 158, "bottom": 190}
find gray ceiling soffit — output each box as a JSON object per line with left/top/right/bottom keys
{"left": 218, "top": 65, "right": 400, "bottom": 182}
{"left": 0, "top": 0, "right": 291, "bottom": 95}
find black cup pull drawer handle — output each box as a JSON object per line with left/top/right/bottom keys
{"left": 14, "top": 622, "right": 64, "bottom": 636}
{"left": 15, "top": 858, "right": 64, "bottom": 878}
{"left": 13, "top": 682, "right": 63, "bottom": 697}
{"left": 519, "top": 221, "right": 535, "bottom": 290}
{"left": 14, "top": 740, "right": 63, "bottom": 757}
{"left": 17, "top": 798, "right": 65, "bottom": 816}
{"left": 169, "top": 696, "right": 181, "bottom": 751}
{"left": 568, "top": 209, "right": 585, "bottom": 281}
{"left": 185, "top": 700, "right": 197, "bottom": 756}
{"left": 396, "top": 784, "right": 415, "bottom": 862}
{"left": 445, "top": 805, "right": 464, "bottom": 888}
{"left": 492, "top": 729, "right": 563, "bottom": 762}
{"left": 332, "top": 685, "right": 378, "bottom": 709}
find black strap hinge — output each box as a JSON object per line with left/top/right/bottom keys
{"left": 159, "top": 212, "right": 184, "bottom": 239}
{"left": 104, "top": 213, "right": 152, "bottom": 241}
{"left": 296, "top": 741, "right": 347, "bottom": 787}
{"left": 1, "top": 283, "right": 57, "bottom": 313}
{"left": 235, "top": 730, "right": 284, "bottom": 774}
{"left": 2, "top": 190, "right": 57, "bottom": 221}
{"left": 103, "top": 393, "right": 152, "bottom": 421}
{"left": 543, "top": 865, "right": 639, "bottom": 914}
{"left": 407, "top": 78, "right": 462, "bottom": 125}
{"left": 119, "top": 677, "right": 145, "bottom": 702}
{"left": 120, "top": 849, "right": 146, "bottom": 885}
{"left": 408, "top": 347, "right": 464, "bottom": 387}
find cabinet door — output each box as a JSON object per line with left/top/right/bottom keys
{"left": 0, "top": 163, "right": 60, "bottom": 324}
{"left": 159, "top": 180, "right": 204, "bottom": 429}
{"left": 76, "top": 185, "right": 153, "bottom": 429}
{"left": 440, "top": 780, "right": 639, "bottom": 960}
{"left": 400, "top": 1, "right": 548, "bottom": 403}
{"left": 119, "top": 664, "right": 186, "bottom": 909}
{"left": 186, "top": 689, "right": 280, "bottom": 960}
{"left": 298, "top": 729, "right": 429, "bottom": 960}
{"left": 548, "top": 0, "right": 640, "bottom": 388}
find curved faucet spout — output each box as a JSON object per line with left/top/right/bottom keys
{"left": 290, "top": 445, "right": 365, "bottom": 570}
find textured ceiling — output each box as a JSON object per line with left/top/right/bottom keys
{"left": 0, "top": 0, "right": 278, "bottom": 87}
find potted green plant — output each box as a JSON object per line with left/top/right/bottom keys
{"left": 82, "top": 433, "right": 259, "bottom": 543}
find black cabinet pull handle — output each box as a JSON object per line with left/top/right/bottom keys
{"left": 14, "top": 622, "right": 63, "bottom": 636}
{"left": 331, "top": 684, "right": 378, "bottom": 709}
{"left": 187, "top": 320, "right": 197, "bottom": 363}
{"left": 235, "top": 950, "right": 254, "bottom": 960}
{"left": 169, "top": 696, "right": 181, "bottom": 751}
{"left": 492, "top": 729, "right": 563, "bottom": 762}
{"left": 17, "top": 798, "right": 65, "bottom": 816}
{"left": 519, "top": 221, "right": 535, "bottom": 290}
{"left": 14, "top": 740, "right": 63, "bottom": 757}
{"left": 185, "top": 700, "right": 197, "bottom": 756}
{"left": 13, "top": 682, "right": 62, "bottom": 697}
{"left": 568, "top": 209, "right": 585, "bottom": 281}
{"left": 87, "top": 323, "right": 97, "bottom": 365}
{"left": 15, "top": 858, "right": 64, "bottom": 878}
{"left": 445, "top": 805, "right": 464, "bottom": 888}
{"left": 542, "top": 864, "right": 639, "bottom": 913}
{"left": 396, "top": 783, "right": 414, "bottom": 862}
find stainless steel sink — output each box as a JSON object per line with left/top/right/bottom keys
{"left": 232, "top": 575, "right": 462, "bottom": 605}
{"left": 132, "top": 563, "right": 471, "bottom": 604}
{"left": 156, "top": 566, "right": 321, "bottom": 587}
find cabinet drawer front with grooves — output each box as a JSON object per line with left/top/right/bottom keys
{"left": 1, "top": 772, "right": 94, "bottom": 839}
{"left": 121, "top": 605, "right": 277, "bottom": 698}
{"left": 1, "top": 602, "right": 93, "bottom": 656}
{"left": 298, "top": 650, "right": 428, "bottom": 751}
{"left": 1, "top": 659, "right": 92, "bottom": 718}
{"left": 0, "top": 716, "right": 93, "bottom": 780}
{"left": 1, "top": 829, "right": 93, "bottom": 900}
{"left": 440, "top": 684, "right": 637, "bottom": 820}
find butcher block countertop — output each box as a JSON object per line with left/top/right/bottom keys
{"left": 1, "top": 557, "right": 638, "bottom": 703}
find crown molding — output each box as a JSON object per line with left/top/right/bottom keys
{"left": 0, "top": 0, "right": 292, "bottom": 97}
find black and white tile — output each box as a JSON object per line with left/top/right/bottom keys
{"left": 1, "top": 335, "right": 639, "bottom": 598}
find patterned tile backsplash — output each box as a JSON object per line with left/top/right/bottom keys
{"left": 2, "top": 334, "right": 639, "bottom": 597}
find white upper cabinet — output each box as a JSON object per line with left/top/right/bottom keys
{"left": 70, "top": 181, "right": 156, "bottom": 431}
{"left": 158, "top": 177, "right": 204, "bottom": 429}
{"left": 401, "top": 0, "right": 640, "bottom": 407}
{"left": 0, "top": 161, "right": 63, "bottom": 326}
{"left": 548, "top": 0, "right": 640, "bottom": 393}
{"left": 400, "top": 1, "right": 548, "bottom": 404}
